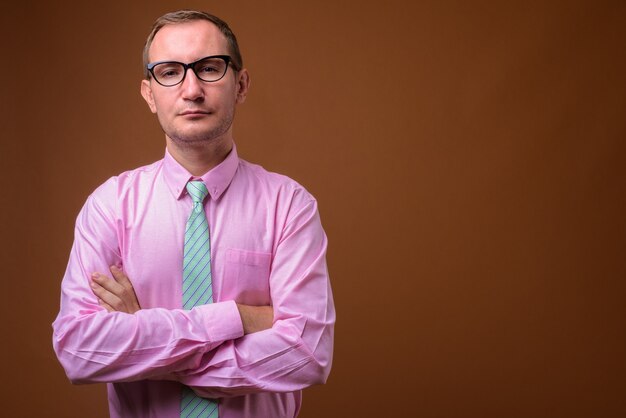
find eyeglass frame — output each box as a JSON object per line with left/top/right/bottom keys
{"left": 146, "top": 54, "right": 238, "bottom": 87}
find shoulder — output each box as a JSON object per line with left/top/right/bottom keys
{"left": 237, "top": 158, "right": 313, "bottom": 198}
{"left": 233, "top": 158, "right": 323, "bottom": 231}
{"left": 236, "top": 158, "right": 317, "bottom": 209}
{"left": 85, "top": 159, "right": 164, "bottom": 217}
{"left": 91, "top": 159, "right": 163, "bottom": 200}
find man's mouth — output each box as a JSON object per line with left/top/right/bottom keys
{"left": 180, "top": 110, "right": 210, "bottom": 116}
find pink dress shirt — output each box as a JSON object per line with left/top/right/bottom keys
{"left": 52, "top": 144, "right": 335, "bottom": 418}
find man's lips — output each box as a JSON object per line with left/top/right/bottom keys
{"left": 179, "top": 109, "right": 211, "bottom": 116}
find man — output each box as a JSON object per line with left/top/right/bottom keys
{"left": 52, "top": 10, "right": 335, "bottom": 418}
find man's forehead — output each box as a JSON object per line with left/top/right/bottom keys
{"left": 149, "top": 20, "right": 228, "bottom": 62}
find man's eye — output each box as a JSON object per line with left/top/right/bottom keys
{"left": 199, "top": 65, "right": 219, "bottom": 73}
{"left": 157, "top": 66, "right": 181, "bottom": 78}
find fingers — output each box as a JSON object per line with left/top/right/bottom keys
{"left": 110, "top": 265, "right": 134, "bottom": 291}
{"left": 90, "top": 268, "right": 141, "bottom": 314}
{"left": 97, "top": 297, "right": 115, "bottom": 313}
{"left": 91, "top": 274, "right": 123, "bottom": 311}
{"left": 109, "top": 266, "right": 142, "bottom": 313}
{"left": 93, "top": 272, "right": 124, "bottom": 294}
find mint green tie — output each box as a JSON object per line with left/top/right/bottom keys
{"left": 181, "top": 181, "right": 219, "bottom": 418}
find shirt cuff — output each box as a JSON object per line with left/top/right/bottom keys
{"left": 194, "top": 300, "right": 244, "bottom": 344}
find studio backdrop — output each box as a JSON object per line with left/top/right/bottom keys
{"left": 0, "top": 1, "right": 624, "bottom": 417}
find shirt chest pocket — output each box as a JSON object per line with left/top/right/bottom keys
{"left": 223, "top": 249, "right": 272, "bottom": 305}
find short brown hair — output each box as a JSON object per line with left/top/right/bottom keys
{"left": 142, "top": 10, "right": 243, "bottom": 79}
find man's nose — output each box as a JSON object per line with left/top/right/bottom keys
{"left": 180, "top": 68, "right": 204, "bottom": 101}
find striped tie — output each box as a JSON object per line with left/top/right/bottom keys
{"left": 181, "top": 181, "right": 219, "bottom": 418}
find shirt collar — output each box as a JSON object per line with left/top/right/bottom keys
{"left": 163, "top": 143, "right": 239, "bottom": 201}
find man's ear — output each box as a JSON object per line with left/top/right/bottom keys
{"left": 235, "top": 69, "right": 250, "bottom": 104}
{"left": 141, "top": 79, "right": 157, "bottom": 113}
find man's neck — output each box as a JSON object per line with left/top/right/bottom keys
{"left": 166, "top": 137, "right": 233, "bottom": 176}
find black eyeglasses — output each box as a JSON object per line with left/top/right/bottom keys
{"left": 147, "top": 55, "right": 234, "bottom": 87}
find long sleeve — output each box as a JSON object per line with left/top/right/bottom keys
{"left": 175, "top": 198, "right": 335, "bottom": 397}
{"left": 52, "top": 179, "right": 244, "bottom": 384}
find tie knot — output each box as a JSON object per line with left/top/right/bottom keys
{"left": 186, "top": 181, "right": 209, "bottom": 204}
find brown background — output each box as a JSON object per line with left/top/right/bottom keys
{"left": 1, "top": 1, "right": 625, "bottom": 417}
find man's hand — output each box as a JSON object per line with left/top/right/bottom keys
{"left": 91, "top": 265, "right": 141, "bottom": 314}
{"left": 236, "top": 304, "right": 274, "bottom": 334}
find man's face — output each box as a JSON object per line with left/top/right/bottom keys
{"left": 141, "top": 20, "right": 248, "bottom": 149}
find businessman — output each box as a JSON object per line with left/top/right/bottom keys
{"left": 52, "top": 10, "right": 335, "bottom": 418}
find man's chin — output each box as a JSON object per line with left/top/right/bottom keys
{"left": 162, "top": 116, "right": 234, "bottom": 148}
{"left": 166, "top": 130, "right": 228, "bottom": 148}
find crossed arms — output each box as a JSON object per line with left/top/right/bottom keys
{"left": 91, "top": 266, "right": 273, "bottom": 334}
